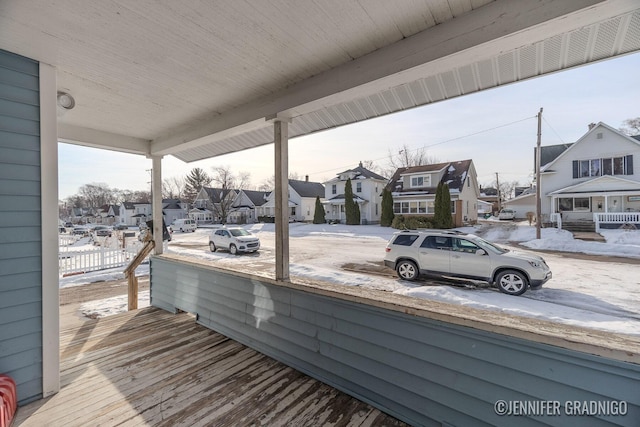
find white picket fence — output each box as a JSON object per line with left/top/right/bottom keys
{"left": 59, "top": 246, "right": 143, "bottom": 277}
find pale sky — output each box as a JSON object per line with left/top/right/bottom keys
{"left": 58, "top": 52, "right": 640, "bottom": 200}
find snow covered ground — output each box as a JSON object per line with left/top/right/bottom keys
{"left": 61, "top": 221, "right": 640, "bottom": 336}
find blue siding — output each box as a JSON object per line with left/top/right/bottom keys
{"left": 151, "top": 257, "right": 640, "bottom": 427}
{"left": 0, "top": 48, "right": 42, "bottom": 405}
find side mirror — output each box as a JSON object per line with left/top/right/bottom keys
{"left": 476, "top": 249, "right": 487, "bottom": 256}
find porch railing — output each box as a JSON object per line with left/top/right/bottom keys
{"left": 59, "top": 246, "right": 142, "bottom": 277}
{"left": 593, "top": 212, "right": 640, "bottom": 232}
{"left": 550, "top": 212, "right": 562, "bottom": 230}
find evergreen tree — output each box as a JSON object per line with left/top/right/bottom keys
{"left": 380, "top": 188, "right": 394, "bottom": 227}
{"left": 355, "top": 202, "right": 361, "bottom": 225}
{"left": 183, "top": 168, "right": 212, "bottom": 204}
{"left": 434, "top": 182, "right": 453, "bottom": 228}
{"left": 344, "top": 178, "right": 358, "bottom": 225}
{"left": 313, "top": 196, "right": 326, "bottom": 224}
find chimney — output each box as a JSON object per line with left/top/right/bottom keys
{"left": 359, "top": 161, "right": 363, "bottom": 167}
{"left": 588, "top": 122, "right": 596, "bottom": 131}
{"left": 305, "top": 175, "right": 309, "bottom": 182}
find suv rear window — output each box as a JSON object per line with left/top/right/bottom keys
{"left": 392, "top": 234, "right": 419, "bottom": 246}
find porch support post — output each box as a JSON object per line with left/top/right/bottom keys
{"left": 604, "top": 195, "right": 609, "bottom": 213}
{"left": 152, "top": 155, "right": 164, "bottom": 255}
{"left": 273, "top": 117, "right": 290, "bottom": 281}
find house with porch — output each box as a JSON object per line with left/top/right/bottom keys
{"left": 228, "top": 189, "right": 270, "bottom": 224}
{"left": 3, "top": 2, "right": 640, "bottom": 426}
{"left": 161, "top": 199, "right": 189, "bottom": 225}
{"left": 323, "top": 162, "right": 388, "bottom": 224}
{"left": 539, "top": 122, "right": 640, "bottom": 231}
{"left": 386, "top": 160, "right": 480, "bottom": 227}
{"left": 119, "top": 201, "right": 152, "bottom": 226}
{"left": 192, "top": 187, "right": 239, "bottom": 224}
{"left": 257, "top": 178, "right": 325, "bottom": 222}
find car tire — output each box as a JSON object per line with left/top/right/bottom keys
{"left": 496, "top": 270, "right": 528, "bottom": 296}
{"left": 209, "top": 241, "right": 217, "bottom": 252}
{"left": 180, "top": 228, "right": 184, "bottom": 232}
{"left": 229, "top": 244, "right": 238, "bottom": 255}
{"left": 396, "top": 260, "right": 419, "bottom": 281}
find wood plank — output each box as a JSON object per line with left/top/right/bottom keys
{"left": 14, "top": 307, "right": 406, "bottom": 426}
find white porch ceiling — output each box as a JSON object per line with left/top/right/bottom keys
{"left": 1, "top": 0, "right": 639, "bottom": 163}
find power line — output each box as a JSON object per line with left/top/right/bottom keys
{"left": 542, "top": 116, "right": 566, "bottom": 144}
{"left": 306, "top": 115, "right": 537, "bottom": 177}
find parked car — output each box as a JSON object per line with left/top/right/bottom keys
{"left": 173, "top": 218, "right": 197, "bottom": 232}
{"left": 58, "top": 226, "right": 66, "bottom": 233}
{"left": 383, "top": 229, "right": 552, "bottom": 296}
{"left": 72, "top": 226, "right": 90, "bottom": 236}
{"left": 498, "top": 209, "right": 516, "bottom": 220}
{"left": 209, "top": 227, "right": 260, "bottom": 255}
{"left": 92, "top": 225, "right": 113, "bottom": 237}
{"left": 115, "top": 223, "right": 129, "bottom": 230}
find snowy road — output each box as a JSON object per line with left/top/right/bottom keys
{"left": 165, "top": 223, "right": 640, "bottom": 336}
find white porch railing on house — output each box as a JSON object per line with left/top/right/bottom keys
{"left": 593, "top": 212, "right": 640, "bottom": 232}
{"left": 550, "top": 212, "right": 562, "bottom": 230}
{"left": 59, "top": 246, "right": 143, "bottom": 277}
{"left": 58, "top": 234, "right": 79, "bottom": 246}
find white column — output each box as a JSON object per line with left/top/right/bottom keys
{"left": 274, "top": 119, "right": 290, "bottom": 281}
{"left": 152, "top": 156, "right": 164, "bottom": 255}
{"left": 40, "top": 62, "right": 60, "bottom": 397}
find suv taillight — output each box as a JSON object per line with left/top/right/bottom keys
{"left": 385, "top": 247, "right": 391, "bottom": 252}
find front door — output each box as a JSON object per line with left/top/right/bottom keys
{"left": 418, "top": 235, "right": 451, "bottom": 275}
{"left": 451, "top": 238, "right": 492, "bottom": 280}
{"left": 608, "top": 196, "right": 622, "bottom": 212}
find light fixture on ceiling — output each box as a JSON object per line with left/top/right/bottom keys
{"left": 57, "top": 91, "right": 75, "bottom": 110}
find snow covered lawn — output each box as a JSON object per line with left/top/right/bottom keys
{"left": 61, "top": 222, "right": 640, "bottom": 336}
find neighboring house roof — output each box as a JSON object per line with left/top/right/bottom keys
{"left": 240, "top": 190, "right": 270, "bottom": 207}
{"left": 541, "top": 122, "right": 640, "bottom": 172}
{"left": 163, "top": 202, "right": 183, "bottom": 210}
{"left": 632, "top": 135, "right": 640, "bottom": 142}
{"left": 289, "top": 179, "right": 325, "bottom": 198}
{"left": 326, "top": 194, "right": 369, "bottom": 203}
{"left": 332, "top": 162, "right": 387, "bottom": 181}
{"left": 202, "top": 187, "right": 239, "bottom": 203}
{"left": 386, "top": 159, "right": 473, "bottom": 195}
{"left": 479, "top": 187, "right": 498, "bottom": 196}
{"left": 537, "top": 143, "right": 573, "bottom": 170}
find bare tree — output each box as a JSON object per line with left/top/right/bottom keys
{"left": 385, "top": 144, "right": 440, "bottom": 177}
{"left": 258, "top": 171, "right": 302, "bottom": 191}
{"left": 209, "top": 166, "right": 252, "bottom": 223}
{"left": 360, "top": 159, "right": 387, "bottom": 178}
{"left": 163, "top": 176, "right": 186, "bottom": 199}
{"left": 619, "top": 117, "right": 640, "bottom": 136}
{"left": 78, "top": 183, "right": 116, "bottom": 208}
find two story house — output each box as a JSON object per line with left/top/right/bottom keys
{"left": 539, "top": 122, "right": 640, "bottom": 229}
{"left": 323, "top": 162, "right": 388, "bottom": 224}
{"left": 257, "top": 178, "right": 325, "bottom": 222}
{"left": 386, "top": 159, "right": 480, "bottom": 227}
{"left": 192, "top": 187, "right": 240, "bottom": 224}
{"left": 228, "top": 190, "right": 270, "bottom": 224}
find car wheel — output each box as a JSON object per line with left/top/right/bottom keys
{"left": 396, "top": 260, "right": 419, "bottom": 281}
{"left": 209, "top": 241, "right": 217, "bottom": 252}
{"left": 180, "top": 227, "right": 184, "bottom": 232}
{"left": 229, "top": 244, "right": 238, "bottom": 255}
{"left": 496, "top": 270, "right": 528, "bottom": 296}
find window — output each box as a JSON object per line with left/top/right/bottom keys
{"left": 454, "top": 238, "right": 480, "bottom": 253}
{"left": 375, "top": 204, "right": 378, "bottom": 215}
{"left": 410, "top": 175, "right": 431, "bottom": 188}
{"left": 332, "top": 184, "right": 337, "bottom": 195}
{"left": 574, "top": 197, "right": 590, "bottom": 211}
{"left": 356, "top": 182, "right": 362, "bottom": 193}
{"left": 420, "top": 236, "right": 452, "bottom": 250}
{"left": 393, "top": 234, "right": 419, "bottom": 246}
{"left": 574, "top": 155, "right": 632, "bottom": 178}
{"left": 558, "top": 198, "right": 573, "bottom": 211}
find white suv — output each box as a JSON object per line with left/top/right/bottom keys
{"left": 209, "top": 227, "right": 260, "bottom": 255}
{"left": 383, "top": 230, "right": 551, "bottom": 296}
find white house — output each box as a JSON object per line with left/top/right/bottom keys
{"left": 192, "top": 187, "right": 239, "bottom": 223}
{"left": 502, "top": 187, "right": 536, "bottom": 220}
{"left": 119, "top": 201, "right": 152, "bottom": 226}
{"left": 228, "top": 190, "right": 270, "bottom": 224}
{"left": 257, "top": 178, "right": 325, "bottom": 222}
{"left": 162, "top": 199, "right": 189, "bottom": 225}
{"left": 323, "top": 162, "right": 388, "bottom": 224}
{"left": 538, "top": 122, "right": 640, "bottom": 230}
{"left": 386, "top": 159, "right": 480, "bottom": 227}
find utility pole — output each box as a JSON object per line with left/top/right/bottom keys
{"left": 495, "top": 172, "right": 501, "bottom": 212}
{"left": 535, "top": 108, "right": 543, "bottom": 239}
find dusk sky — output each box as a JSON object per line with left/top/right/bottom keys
{"left": 58, "top": 51, "right": 640, "bottom": 199}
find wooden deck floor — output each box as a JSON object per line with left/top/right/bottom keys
{"left": 14, "top": 307, "right": 407, "bottom": 426}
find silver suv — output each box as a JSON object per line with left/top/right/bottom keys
{"left": 383, "top": 230, "right": 552, "bottom": 296}
{"left": 209, "top": 227, "right": 260, "bottom": 255}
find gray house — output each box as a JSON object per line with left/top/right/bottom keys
{"left": 2, "top": 2, "right": 640, "bottom": 425}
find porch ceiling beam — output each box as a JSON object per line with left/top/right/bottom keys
{"left": 58, "top": 124, "right": 151, "bottom": 156}
{"left": 149, "top": 0, "right": 629, "bottom": 158}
